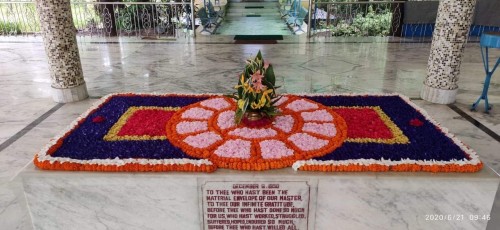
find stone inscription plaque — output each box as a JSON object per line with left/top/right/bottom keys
{"left": 201, "top": 181, "right": 310, "bottom": 230}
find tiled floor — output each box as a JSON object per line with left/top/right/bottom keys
{"left": 0, "top": 37, "right": 499, "bottom": 229}
{"left": 216, "top": 1, "right": 293, "bottom": 35}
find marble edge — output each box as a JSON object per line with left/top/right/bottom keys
{"left": 20, "top": 164, "right": 500, "bottom": 180}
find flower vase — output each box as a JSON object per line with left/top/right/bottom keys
{"left": 242, "top": 111, "right": 272, "bottom": 128}
{"left": 245, "top": 111, "right": 263, "bottom": 121}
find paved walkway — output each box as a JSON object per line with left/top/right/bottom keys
{"left": 216, "top": 1, "right": 292, "bottom": 35}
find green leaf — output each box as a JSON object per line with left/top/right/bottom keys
{"left": 224, "top": 94, "right": 239, "bottom": 100}
{"left": 270, "top": 95, "right": 283, "bottom": 105}
{"left": 235, "top": 109, "right": 244, "bottom": 124}
{"left": 237, "top": 84, "right": 243, "bottom": 98}
{"left": 241, "top": 98, "right": 249, "bottom": 113}
{"left": 262, "top": 80, "right": 273, "bottom": 90}
{"left": 256, "top": 50, "right": 263, "bottom": 62}
{"left": 264, "top": 64, "right": 275, "bottom": 86}
{"left": 248, "top": 92, "right": 255, "bottom": 104}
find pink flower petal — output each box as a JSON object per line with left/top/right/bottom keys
{"left": 214, "top": 139, "right": 251, "bottom": 159}
{"left": 288, "top": 133, "right": 328, "bottom": 151}
{"left": 286, "top": 99, "right": 319, "bottom": 111}
{"left": 184, "top": 131, "right": 222, "bottom": 148}
{"left": 272, "top": 115, "right": 295, "bottom": 133}
{"left": 217, "top": 110, "right": 236, "bottom": 130}
{"left": 273, "top": 96, "right": 288, "bottom": 106}
{"left": 301, "top": 110, "right": 333, "bottom": 122}
{"left": 260, "top": 140, "right": 294, "bottom": 159}
{"left": 176, "top": 121, "right": 208, "bottom": 134}
{"left": 200, "top": 98, "right": 231, "bottom": 110}
{"left": 181, "top": 107, "right": 214, "bottom": 120}
{"left": 229, "top": 127, "right": 277, "bottom": 139}
{"left": 303, "top": 122, "right": 336, "bottom": 137}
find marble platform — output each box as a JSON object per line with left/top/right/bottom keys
{"left": 21, "top": 165, "right": 499, "bottom": 230}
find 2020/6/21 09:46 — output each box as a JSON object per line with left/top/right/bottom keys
{"left": 425, "top": 214, "right": 491, "bottom": 221}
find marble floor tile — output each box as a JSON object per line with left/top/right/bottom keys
{"left": 0, "top": 100, "right": 96, "bottom": 230}
{"left": 488, "top": 185, "right": 500, "bottom": 230}
{"left": 0, "top": 100, "right": 96, "bottom": 180}
{"left": 0, "top": 179, "right": 32, "bottom": 230}
{"left": 0, "top": 38, "right": 499, "bottom": 229}
{"left": 0, "top": 43, "right": 57, "bottom": 145}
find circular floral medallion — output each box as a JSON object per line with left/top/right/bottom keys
{"left": 166, "top": 96, "right": 348, "bottom": 170}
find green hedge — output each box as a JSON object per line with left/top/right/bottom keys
{"left": 330, "top": 7, "right": 392, "bottom": 36}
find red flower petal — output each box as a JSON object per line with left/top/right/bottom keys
{"left": 92, "top": 116, "right": 105, "bottom": 123}
{"left": 409, "top": 118, "right": 423, "bottom": 127}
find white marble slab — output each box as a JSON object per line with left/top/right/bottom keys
{"left": 21, "top": 166, "right": 499, "bottom": 230}
{"left": 0, "top": 179, "right": 33, "bottom": 230}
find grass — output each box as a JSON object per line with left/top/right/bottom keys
{"left": 0, "top": 3, "right": 39, "bottom": 34}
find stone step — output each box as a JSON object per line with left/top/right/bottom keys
{"left": 229, "top": 0, "right": 279, "bottom": 2}
{"left": 227, "top": 6, "right": 278, "bottom": 10}
{"left": 226, "top": 13, "right": 281, "bottom": 17}
{"left": 228, "top": 2, "right": 279, "bottom": 6}
{"left": 227, "top": 8, "right": 279, "bottom": 12}
{"left": 224, "top": 16, "right": 284, "bottom": 21}
{"left": 217, "top": 0, "right": 291, "bottom": 35}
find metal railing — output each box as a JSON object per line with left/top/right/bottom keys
{"left": 310, "top": 0, "right": 499, "bottom": 42}
{"left": 311, "top": 1, "right": 405, "bottom": 37}
{"left": 0, "top": 1, "right": 195, "bottom": 38}
{"left": 2, "top": 0, "right": 498, "bottom": 41}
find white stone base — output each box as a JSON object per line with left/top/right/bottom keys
{"left": 21, "top": 165, "right": 499, "bottom": 230}
{"left": 52, "top": 83, "right": 89, "bottom": 103}
{"left": 420, "top": 84, "right": 458, "bottom": 104}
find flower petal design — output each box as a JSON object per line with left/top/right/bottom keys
{"left": 217, "top": 110, "right": 237, "bottom": 130}
{"left": 214, "top": 139, "right": 251, "bottom": 159}
{"left": 303, "top": 122, "right": 336, "bottom": 137}
{"left": 286, "top": 99, "right": 319, "bottom": 111}
{"left": 200, "top": 98, "right": 231, "bottom": 110}
{"left": 272, "top": 115, "right": 295, "bottom": 133}
{"left": 301, "top": 110, "right": 333, "bottom": 122}
{"left": 166, "top": 95, "right": 348, "bottom": 171}
{"left": 229, "top": 127, "right": 277, "bottom": 139}
{"left": 184, "top": 131, "right": 222, "bottom": 148}
{"left": 181, "top": 107, "right": 213, "bottom": 120}
{"left": 176, "top": 121, "right": 208, "bottom": 134}
{"left": 288, "top": 133, "right": 328, "bottom": 151}
{"left": 260, "top": 140, "right": 294, "bottom": 159}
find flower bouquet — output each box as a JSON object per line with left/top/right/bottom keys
{"left": 227, "top": 51, "right": 281, "bottom": 124}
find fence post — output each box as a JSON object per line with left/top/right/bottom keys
{"left": 326, "top": 4, "right": 331, "bottom": 27}
{"left": 99, "top": 0, "right": 117, "bottom": 36}
{"left": 390, "top": 0, "right": 405, "bottom": 37}
{"left": 191, "top": 0, "right": 196, "bottom": 38}
{"left": 307, "top": 0, "right": 313, "bottom": 37}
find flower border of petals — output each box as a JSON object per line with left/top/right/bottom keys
{"left": 33, "top": 92, "right": 482, "bottom": 173}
